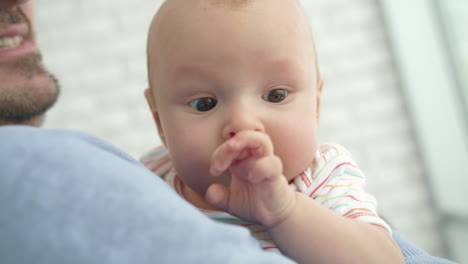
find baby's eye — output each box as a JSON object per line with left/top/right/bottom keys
{"left": 188, "top": 97, "right": 217, "bottom": 112}
{"left": 262, "top": 89, "right": 288, "bottom": 103}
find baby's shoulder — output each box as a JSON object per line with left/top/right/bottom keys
{"left": 317, "top": 143, "right": 353, "bottom": 159}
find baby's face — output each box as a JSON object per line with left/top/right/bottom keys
{"left": 147, "top": 0, "right": 322, "bottom": 196}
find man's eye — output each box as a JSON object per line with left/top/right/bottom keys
{"left": 262, "top": 89, "right": 288, "bottom": 103}
{"left": 188, "top": 97, "right": 217, "bottom": 112}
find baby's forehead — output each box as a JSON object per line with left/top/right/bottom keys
{"left": 149, "top": 0, "right": 310, "bottom": 44}
{"left": 153, "top": 0, "right": 307, "bottom": 25}
{"left": 147, "top": 0, "right": 316, "bottom": 81}
{"left": 160, "top": 0, "right": 258, "bottom": 11}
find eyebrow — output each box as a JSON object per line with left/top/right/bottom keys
{"left": 170, "top": 58, "right": 307, "bottom": 85}
{"left": 262, "top": 59, "right": 306, "bottom": 79}
{"left": 173, "top": 59, "right": 300, "bottom": 74}
{"left": 171, "top": 64, "right": 215, "bottom": 80}
{"left": 266, "top": 58, "right": 296, "bottom": 67}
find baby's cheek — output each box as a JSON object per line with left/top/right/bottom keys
{"left": 277, "top": 130, "right": 318, "bottom": 181}
{"left": 171, "top": 142, "right": 230, "bottom": 195}
{"left": 171, "top": 148, "right": 208, "bottom": 188}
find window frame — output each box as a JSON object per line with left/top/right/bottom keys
{"left": 378, "top": 0, "right": 468, "bottom": 216}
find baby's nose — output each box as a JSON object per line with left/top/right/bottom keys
{"left": 222, "top": 113, "right": 264, "bottom": 140}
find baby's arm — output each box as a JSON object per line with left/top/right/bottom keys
{"left": 269, "top": 192, "right": 403, "bottom": 263}
{"left": 207, "top": 131, "right": 403, "bottom": 264}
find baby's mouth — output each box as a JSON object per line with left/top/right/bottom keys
{"left": 217, "top": 170, "right": 232, "bottom": 186}
{"left": 221, "top": 170, "right": 232, "bottom": 178}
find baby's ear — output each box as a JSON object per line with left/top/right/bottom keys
{"left": 316, "top": 76, "right": 324, "bottom": 120}
{"left": 144, "top": 88, "right": 156, "bottom": 112}
{"left": 144, "top": 88, "right": 167, "bottom": 146}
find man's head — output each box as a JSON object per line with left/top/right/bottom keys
{"left": 145, "top": 0, "right": 323, "bottom": 196}
{"left": 0, "top": 0, "right": 59, "bottom": 126}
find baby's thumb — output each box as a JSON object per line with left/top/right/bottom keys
{"left": 206, "top": 184, "right": 230, "bottom": 211}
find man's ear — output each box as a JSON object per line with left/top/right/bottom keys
{"left": 316, "top": 75, "right": 324, "bottom": 120}
{"left": 144, "top": 88, "right": 167, "bottom": 146}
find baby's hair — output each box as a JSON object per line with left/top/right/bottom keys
{"left": 161, "top": 0, "right": 252, "bottom": 8}
{"left": 207, "top": 0, "right": 251, "bottom": 9}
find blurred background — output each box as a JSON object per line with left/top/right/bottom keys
{"left": 35, "top": 0, "right": 467, "bottom": 262}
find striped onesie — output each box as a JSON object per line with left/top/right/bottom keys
{"left": 141, "top": 143, "right": 391, "bottom": 253}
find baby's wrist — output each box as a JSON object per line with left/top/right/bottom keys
{"left": 264, "top": 190, "right": 298, "bottom": 229}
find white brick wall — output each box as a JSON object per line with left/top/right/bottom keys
{"left": 37, "top": 0, "right": 162, "bottom": 158}
{"left": 36, "top": 0, "right": 446, "bottom": 258}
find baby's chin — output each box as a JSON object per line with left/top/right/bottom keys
{"left": 197, "top": 171, "right": 232, "bottom": 194}
{"left": 284, "top": 161, "right": 315, "bottom": 182}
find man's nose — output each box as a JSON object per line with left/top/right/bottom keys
{"left": 0, "top": 0, "right": 29, "bottom": 9}
{"left": 221, "top": 106, "right": 265, "bottom": 140}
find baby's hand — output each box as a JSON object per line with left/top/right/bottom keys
{"left": 206, "top": 130, "right": 296, "bottom": 228}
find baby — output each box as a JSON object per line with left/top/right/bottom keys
{"left": 142, "top": 0, "right": 403, "bottom": 263}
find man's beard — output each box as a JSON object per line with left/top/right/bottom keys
{"left": 0, "top": 7, "right": 60, "bottom": 125}
{"left": 0, "top": 54, "right": 60, "bottom": 124}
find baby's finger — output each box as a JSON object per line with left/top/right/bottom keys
{"left": 210, "top": 137, "right": 244, "bottom": 176}
{"left": 248, "top": 155, "right": 283, "bottom": 184}
{"left": 206, "top": 184, "right": 230, "bottom": 211}
{"left": 210, "top": 131, "right": 273, "bottom": 176}
{"left": 233, "top": 131, "right": 273, "bottom": 157}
